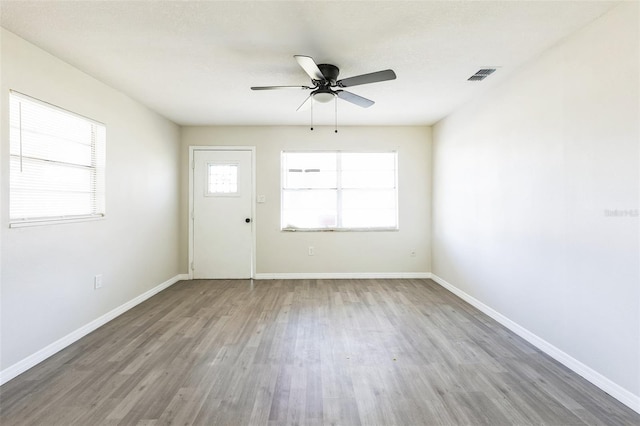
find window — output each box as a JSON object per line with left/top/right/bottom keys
{"left": 281, "top": 151, "right": 398, "bottom": 230}
{"left": 207, "top": 163, "right": 238, "bottom": 195}
{"left": 9, "top": 92, "right": 106, "bottom": 226}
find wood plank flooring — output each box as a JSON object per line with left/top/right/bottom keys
{"left": 1, "top": 279, "right": 638, "bottom": 425}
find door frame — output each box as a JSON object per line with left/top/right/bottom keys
{"left": 188, "top": 146, "right": 257, "bottom": 280}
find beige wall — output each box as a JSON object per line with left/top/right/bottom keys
{"left": 432, "top": 3, "right": 639, "bottom": 397}
{"left": 180, "top": 126, "right": 431, "bottom": 276}
{"left": 0, "top": 30, "right": 182, "bottom": 371}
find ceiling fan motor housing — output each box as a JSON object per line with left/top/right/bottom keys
{"left": 317, "top": 64, "right": 340, "bottom": 85}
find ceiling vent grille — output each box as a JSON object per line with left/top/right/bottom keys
{"left": 468, "top": 68, "right": 496, "bottom": 81}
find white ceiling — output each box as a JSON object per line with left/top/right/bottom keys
{"left": 0, "top": 1, "right": 617, "bottom": 126}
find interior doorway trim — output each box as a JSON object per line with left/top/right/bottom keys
{"left": 188, "top": 145, "right": 257, "bottom": 280}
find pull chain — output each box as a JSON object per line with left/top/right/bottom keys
{"left": 19, "top": 102, "right": 23, "bottom": 172}
{"left": 334, "top": 95, "right": 338, "bottom": 133}
{"left": 310, "top": 98, "right": 314, "bottom": 131}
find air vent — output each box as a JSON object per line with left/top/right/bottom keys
{"left": 468, "top": 68, "right": 496, "bottom": 81}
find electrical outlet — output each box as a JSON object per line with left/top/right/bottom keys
{"left": 308, "top": 246, "right": 315, "bottom": 256}
{"left": 94, "top": 274, "right": 103, "bottom": 289}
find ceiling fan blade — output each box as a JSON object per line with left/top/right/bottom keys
{"left": 294, "top": 55, "right": 325, "bottom": 81}
{"left": 296, "top": 95, "right": 313, "bottom": 111}
{"left": 337, "top": 90, "right": 375, "bottom": 108}
{"left": 251, "top": 85, "right": 311, "bottom": 90}
{"left": 337, "top": 69, "right": 396, "bottom": 88}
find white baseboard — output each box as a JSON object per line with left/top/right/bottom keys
{"left": 430, "top": 274, "right": 640, "bottom": 414}
{"left": 254, "top": 272, "right": 432, "bottom": 280}
{"left": 0, "top": 273, "right": 188, "bottom": 386}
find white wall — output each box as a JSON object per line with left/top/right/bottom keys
{"left": 180, "top": 126, "right": 431, "bottom": 276}
{"left": 0, "top": 30, "right": 182, "bottom": 373}
{"left": 432, "top": 2, "right": 639, "bottom": 402}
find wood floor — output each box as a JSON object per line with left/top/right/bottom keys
{"left": 1, "top": 279, "right": 638, "bottom": 425}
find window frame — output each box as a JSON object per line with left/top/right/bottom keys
{"left": 281, "top": 150, "right": 399, "bottom": 232}
{"left": 8, "top": 91, "right": 106, "bottom": 228}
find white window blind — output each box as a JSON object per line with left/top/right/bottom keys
{"left": 281, "top": 151, "right": 398, "bottom": 230}
{"left": 9, "top": 92, "right": 106, "bottom": 226}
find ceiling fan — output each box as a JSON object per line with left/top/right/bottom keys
{"left": 251, "top": 55, "right": 396, "bottom": 111}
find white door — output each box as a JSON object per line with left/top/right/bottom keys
{"left": 192, "top": 149, "right": 253, "bottom": 278}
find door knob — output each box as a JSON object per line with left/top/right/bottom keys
{"left": 245, "top": 218, "right": 251, "bottom": 223}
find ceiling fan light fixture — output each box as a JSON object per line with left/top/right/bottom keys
{"left": 312, "top": 90, "right": 335, "bottom": 103}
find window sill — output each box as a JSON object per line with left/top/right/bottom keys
{"left": 9, "top": 215, "right": 105, "bottom": 228}
{"left": 281, "top": 227, "right": 399, "bottom": 232}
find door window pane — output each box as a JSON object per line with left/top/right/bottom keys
{"left": 208, "top": 163, "right": 238, "bottom": 194}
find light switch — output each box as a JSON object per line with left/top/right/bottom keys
{"left": 257, "top": 195, "right": 266, "bottom": 203}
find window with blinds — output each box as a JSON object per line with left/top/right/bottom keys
{"left": 9, "top": 92, "right": 106, "bottom": 226}
{"left": 281, "top": 151, "right": 398, "bottom": 231}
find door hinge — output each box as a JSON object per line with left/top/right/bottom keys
{"left": 191, "top": 211, "right": 194, "bottom": 220}
{"left": 191, "top": 161, "right": 195, "bottom": 170}
{"left": 191, "top": 262, "right": 194, "bottom": 271}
